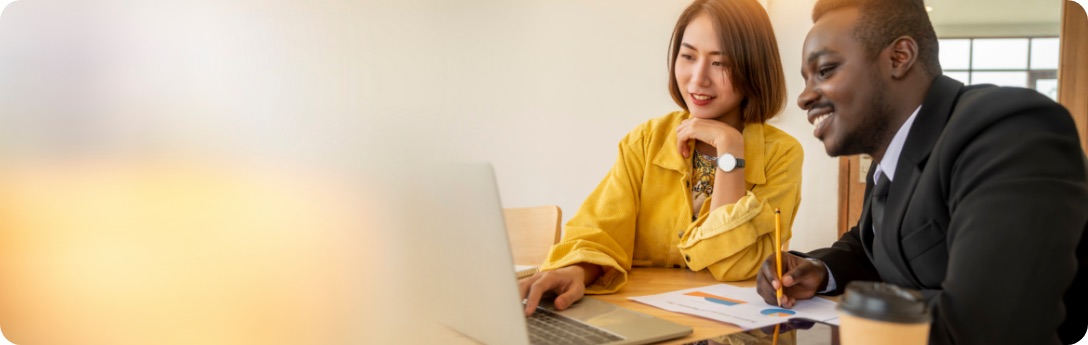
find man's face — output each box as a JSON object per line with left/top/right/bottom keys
{"left": 798, "top": 7, "right": 893, "bottom": 157}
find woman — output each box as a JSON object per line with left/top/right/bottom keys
{"left": 520, "top": 0, "right": 802, "bottom": 315}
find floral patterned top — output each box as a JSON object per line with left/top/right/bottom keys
{"left": 691, "top": 152, "right": 717, "bottom": 217}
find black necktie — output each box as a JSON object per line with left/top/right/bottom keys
{"left": 871, "top": 173, "right": 891, "bottom": 235}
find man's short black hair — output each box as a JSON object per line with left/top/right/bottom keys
{"left": 813, "top": 0, "right": 942, "bottom": 77}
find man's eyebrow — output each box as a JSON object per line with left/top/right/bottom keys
{"left": 681, "top": 43, "right": 722, "bottom": 56}
{"left": 807, "top": 49, "right": 836, "bottom": 63}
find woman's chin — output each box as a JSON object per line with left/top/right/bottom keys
{"left": 688, "top": 111, "right": 717, "bottom": 119}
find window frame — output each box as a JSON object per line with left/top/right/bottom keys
{"left": 938, "top": 36, "right": 1059, "bottom": 93}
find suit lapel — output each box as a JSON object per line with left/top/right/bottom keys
{"left": 879, "top": 76, "right": 963, "bottom": 286}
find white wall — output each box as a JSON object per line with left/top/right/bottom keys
{"left": 361, "top": 0, "right": 840, "bottom": 251}
{"left": 764, "top": 0, "right": 839, "bottom": 252}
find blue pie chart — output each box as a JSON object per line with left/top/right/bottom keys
{"left": 760, "top": 308, "right": 796, "bottom": 317}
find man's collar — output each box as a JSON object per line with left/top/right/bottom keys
{"left": 874, "top": 105, "right": 921, "bottom": 183}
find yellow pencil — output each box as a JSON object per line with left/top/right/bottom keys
{"left": 771, "top": 323, "right": 780, "bottom": 345}
{"left": 774, "top": 208, "right": 783, "bottom": 307}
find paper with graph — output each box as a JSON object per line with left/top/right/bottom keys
{"left": 628, "top": 284, "right": 839, "bottom": 330}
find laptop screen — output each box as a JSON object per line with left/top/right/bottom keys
{"left": 421, "top": 163, "right": 532, "bottom": 344}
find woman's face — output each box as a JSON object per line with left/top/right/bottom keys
{"left": 674, "top": 11, "right": 743, "bottom": 122}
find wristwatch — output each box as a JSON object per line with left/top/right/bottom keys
{"left": 716, "top": 153, "right": 745, "bottom": 172}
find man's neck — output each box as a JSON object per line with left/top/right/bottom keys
{"left": 869, "top": 77, "right": 931, "bottom": 163}
{"left": 869, "top": 111, "right": 909, "bottom": 163}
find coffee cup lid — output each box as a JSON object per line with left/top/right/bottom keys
{"left": 838, "top": 281, "right": 930, "bottom": 323}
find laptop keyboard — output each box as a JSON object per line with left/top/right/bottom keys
{"left": 527, "top": 307, "right": 624, "bottom": 345}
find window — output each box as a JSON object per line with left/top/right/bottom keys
{"left": 938, "top": 37, "right": 1059, "bottom": 100}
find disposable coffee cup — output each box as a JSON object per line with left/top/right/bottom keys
{"left": 838, "top": 281, "right": 931, "bottom": 345}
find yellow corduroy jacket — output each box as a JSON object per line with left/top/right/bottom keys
{"left": 540, "top": 111, "right": 803, "bottom": 294}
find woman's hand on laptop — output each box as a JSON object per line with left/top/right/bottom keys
{"left": 518, "top": 263, "right": 602, "bottom": 317}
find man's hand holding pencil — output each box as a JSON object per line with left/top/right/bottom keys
{"left": 756, "top": 249, "right": 830, "bottom": 309}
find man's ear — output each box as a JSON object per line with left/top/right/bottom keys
{"left": 887, "top": 36, "right": 918, "bottom": 79}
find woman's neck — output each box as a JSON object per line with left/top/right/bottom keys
{"left": 715, "top": 110, "right": 744, "bottom": 132}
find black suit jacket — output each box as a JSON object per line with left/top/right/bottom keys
{"left": 808, "top": 76, "right": 1088, "bottom": 344}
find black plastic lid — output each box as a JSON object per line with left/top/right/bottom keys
{"left": 837, "top": 281, "right": 931, "bottom": 324}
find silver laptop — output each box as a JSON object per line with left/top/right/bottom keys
{"left": 425, "top": 163, "right": 692, "bottom": 345}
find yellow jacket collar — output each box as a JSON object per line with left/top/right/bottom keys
{"left": 652, "top": 114, "right": 768, "bottom": 185}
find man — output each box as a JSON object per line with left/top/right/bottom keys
{"left": 755, "top": 0, "right": 1088, "bottom": 344}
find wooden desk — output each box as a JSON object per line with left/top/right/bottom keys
{"left": 592, "top": 268, "right": 753, "bottom": 345}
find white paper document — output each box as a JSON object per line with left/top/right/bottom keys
{"left": 629, "top": 284, "right": 840, "bottom": 330}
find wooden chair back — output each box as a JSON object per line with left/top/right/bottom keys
{"left": 502, "top": 205, "right": 562, "bottom": 266}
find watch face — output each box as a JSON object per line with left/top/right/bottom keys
{"left": 717, "top": 154, "right": 737, "bottom": 171}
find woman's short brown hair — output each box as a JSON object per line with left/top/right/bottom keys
{"left": 667, "top": 0, "right": 786, "bottom": 124}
